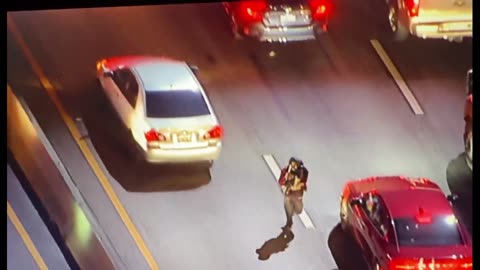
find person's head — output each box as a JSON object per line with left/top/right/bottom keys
{"left": 288, "top": 157, "right": 303, "bottom": 172}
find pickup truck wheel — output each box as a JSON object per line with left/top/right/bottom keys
{"left": 388, "top": 7, "right": 408, "bottom": 41}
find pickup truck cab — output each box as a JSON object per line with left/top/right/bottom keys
{"left": 386, "top": 0, "right": 472, "bottom": 42}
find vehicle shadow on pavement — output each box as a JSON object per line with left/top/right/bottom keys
{"left": 328, "top": 223, "right": 369, "bottom": 270}
{"left": 255, "top": 228, "right": 295, "bottom": 261}
{"left": 80, "top": 82, "right": 212, "bottom": 193}
{"left": 446, "top": 153, "right": 472, "bottom": 235}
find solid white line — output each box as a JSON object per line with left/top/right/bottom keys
{"left": 370, "top": 39, "right": 425, "bottom": 115}
{"left": 262, "top": 154, "right": 316, "bottom": 229}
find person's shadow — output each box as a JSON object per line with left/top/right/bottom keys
{"left": 255, "top": 228, "right": 295, "bottom": 261}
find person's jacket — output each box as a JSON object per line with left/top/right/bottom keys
{"left": 278, "top": 166, "right": 309, "bottom": 196}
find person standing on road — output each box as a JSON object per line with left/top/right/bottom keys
{"left": 278, "top": 157, "right": 309, "bottom": 230}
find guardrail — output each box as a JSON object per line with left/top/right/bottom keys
{"left": 7, "top": 86, "right": 117, "bottom": 270}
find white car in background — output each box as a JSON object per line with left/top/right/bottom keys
{"left": 96, "top": 56, "right": 223, "bottom": 165}
{"left": 386, "top": 0, "right": 472, "bottom": 42}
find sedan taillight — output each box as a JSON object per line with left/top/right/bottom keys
{"left": 239, "top": 1, "right": 267, "bottom": 23}
{"left": 405, "top": 0, "right": 420, "bottom": 17}
{"left": 389, "top": 257, "right": 472, "bottom": 270}
{"left": 144, "top": 129, "right": 166, "bottom": 142}
{"left": 310, "top": 0, "right": 331, "bottom": 20}
{"left": 204, "top": 125, "right": 223, "bottom": 139}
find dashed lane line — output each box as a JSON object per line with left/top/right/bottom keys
{"left": 370, "top": 39, "right": 424, "bottom": 115}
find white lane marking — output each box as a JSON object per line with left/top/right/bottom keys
{"left": 370, "top": 39, "right": 425, "bottom": 115}
{"left": 262, "top": 154, "right": 316, "bottom": 229}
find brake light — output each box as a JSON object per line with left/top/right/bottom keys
{"left": 309, "top": 0, "right": 330, "bottom": 20}
{"left": 239, "top": 1, "right": 267, "bottom": 23}
{"left": 144, "top": 129, "right": 165, "bottom": 142}
{"left": 204, "top": 125, "right": 223, "bottom": 139}
{"left": 415, "top": 207, "right": 432, "bottom": 223}
{"left": 405, "top": 0, "right": 420, "bottom": 17}
{"left": 389, "top": 257, "right": 472, "bottom": 270}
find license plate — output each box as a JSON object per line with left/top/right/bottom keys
{"left": 178, "top": 134, "right": 191, "bottom": 142}
{"left": 442, "top": 22, "right": 471, "bottom": 31}
{"left": 280, "top": 14, "right": 296, "bottom": 23}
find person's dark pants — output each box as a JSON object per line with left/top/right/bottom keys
{"left": 284, "top": 194, "right": 303, "bottom": 228}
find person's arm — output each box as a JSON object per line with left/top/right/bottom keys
{"left": 278, "top": 168, "right": 288, "bottom": 192}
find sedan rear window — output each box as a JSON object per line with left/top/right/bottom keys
{"left": 145, "top": 90, "right": 210, "bottom": 118}
{"left": 394, "top": 215, "right": 463, "bottom": 246}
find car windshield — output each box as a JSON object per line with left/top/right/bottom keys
{"left": 145, "top": 90, "right": 210, "bottom": 118}
{"left": 394, "top": 215, "right": 463, "bottom": 247}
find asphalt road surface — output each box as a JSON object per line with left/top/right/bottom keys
{"left": 7, "top": 2, "right": 472, "bottom": 270}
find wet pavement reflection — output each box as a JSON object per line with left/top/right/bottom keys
{"left": 7, "top": 88, "right": 116, "bottom": 270}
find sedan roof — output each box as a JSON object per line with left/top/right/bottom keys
{"left": 349, "top": 176, "right": 454, "bottom": 218}
{"left": 380, "top": 188, "right": 454, "bottom": 218}
{"left": 133, "top": 61, "right": 199, "bottom": 92}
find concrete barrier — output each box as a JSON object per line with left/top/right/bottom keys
{"left": 7, "top": 86, "right": 117, "bottom": 270}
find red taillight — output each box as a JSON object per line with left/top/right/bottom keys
{"left": 205, "top": 125, "right": 223, "bottom": 139}
{"left": 144, "top": 129, "right": 165, "bottom": 142}
{"left": 309, "top": 0, "right": 330, "bottom": 20}
{"left": 389, "top": 257, "right": 472, "bottom": 270}
{"left": 239, "top": 1, "right": 267, "bottom": 23}
{"left": 405, "top": 0, "right": 420, "bottom": 17}
{"left": 415, "top": 208, "right": 432, "bottom": 224}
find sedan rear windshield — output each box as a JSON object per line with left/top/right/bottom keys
{"left": 145, "top": 90, "right": 210, "bottom": 118}
{"left": 394, "top": 215, "right": 463, "bottom": 247}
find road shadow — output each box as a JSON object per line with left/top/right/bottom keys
{"left": 79, "top": 80, "right": 212, "bottom": 193}
{"left": 446, "top": 153, "right": 472, "bottom": 235}
{"left": 255, "top": 228, "right": 295, "bottom": 261}
{"left": 328, "top": 223, "right": 369, "bottom": 270}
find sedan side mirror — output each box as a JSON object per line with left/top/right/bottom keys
{"left": 447, "top": 194, "right": 459, "bottom": 202}
{"left": 189, "top": 65, "right": 199, "bottom": 74}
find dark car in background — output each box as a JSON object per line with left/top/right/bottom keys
{"left": 223, "top": 0, "right": 331, "bottom": 43}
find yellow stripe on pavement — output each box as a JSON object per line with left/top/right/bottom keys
{"left": 7, "top": 201, "right": 49, "bottom": 270}
{"left": 7, "top": 14, "right": 159, "bottom": 270}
